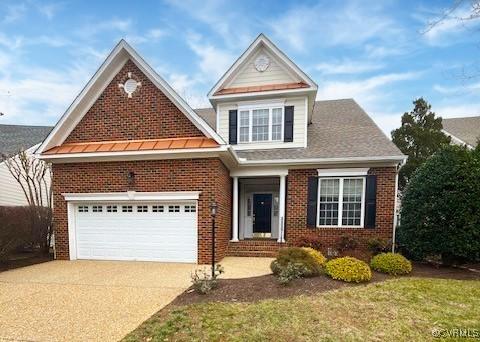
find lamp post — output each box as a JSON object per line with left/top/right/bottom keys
{"left": 210, "top": 201, "right": 217, "bottom": 277}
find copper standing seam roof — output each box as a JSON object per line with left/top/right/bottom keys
{"left": 43, "top": 137, "right": 219, "bottom": 155}
{"left": 214, "top": 82, "right": 309, "bottom": 95}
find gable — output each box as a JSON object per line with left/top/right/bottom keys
{"left": 65, "top": 59, "right": 204, "bottom": 143}
{"left": 226, "top": 46, "right": 299, "bottom": 89}
{"left": 208, "top": 34, "right": 317, "bottom": 99}
{"left": 37, "top": 40, "right": 224, "bottom": 155}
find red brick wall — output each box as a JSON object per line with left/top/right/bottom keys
{"left": 65, "top": 59, "right": 204, "bottom": 143}
{"left": 52, "top": 158, "right": 231, "bottom": 264}
{"left": 286, "top": 167, "right": 396, "bottom": 252}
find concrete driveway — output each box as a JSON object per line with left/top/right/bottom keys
{"left": 0, "top": 257, "right": 273, "bottom": 342}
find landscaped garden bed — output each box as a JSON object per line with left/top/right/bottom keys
{"left": 123, "top": 262, "right": 480, "bottom": 341}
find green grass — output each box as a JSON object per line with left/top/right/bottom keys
{"left": 123, "top": 278, "right": 480, "bottom": 341}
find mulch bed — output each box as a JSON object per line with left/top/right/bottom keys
{"left": 171, "top": 262, "right": 480, "bottom": 307}
{"left": 0, "top": 252, "right": 53, "bottom": 273}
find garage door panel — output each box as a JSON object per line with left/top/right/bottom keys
{"left": 74, "top": 202, "right": 198, "bottom": 263}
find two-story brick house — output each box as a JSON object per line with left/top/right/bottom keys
{"left": 37, "top": 34, "right": 405, "bottom": 264}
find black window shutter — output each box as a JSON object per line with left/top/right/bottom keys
{"left": 229, "top": 110, "right": 237, "bottom": 144}
{"left": 307, "top": 176, "right": 318, "bottom": 227}
{"left": 284, "top": 106, "right": 294, "bottom": 142}
{"left": 365, "top": 175, "right": 377, "bottom": 228}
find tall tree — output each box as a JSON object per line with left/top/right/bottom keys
{"left": 392, "top": 98, "right": 451, "bottom": 189}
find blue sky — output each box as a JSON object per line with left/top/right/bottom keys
{"left": 0, "top": 0, "right": 479, "bottom": 136}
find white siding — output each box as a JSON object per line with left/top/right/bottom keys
{"left": 217, "top": 96, "right": 307, "bottom": 150}
{"left": 0, "top": 161, "right": 29, "bottom": 205}
{"left": 227, "top": 47, "right": 298, "bottom": 88}
{"left": 0, "top": 147, "right": 51, "bottom": 206}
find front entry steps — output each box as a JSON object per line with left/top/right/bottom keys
{"left": 227, "top": 239, "right": 285, "bottom": 257}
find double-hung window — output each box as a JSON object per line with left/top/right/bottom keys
{"left": 237, "top": 105, "right": 283, "bottom": 143}
{"left": 317, "top": 177, "right": 365, "bottom": 227}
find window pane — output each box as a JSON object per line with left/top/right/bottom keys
{"left": 272, "top": 108, "right": 282, "bottom": 141}
{"left": 318, "top": 178, "right": 339, "bottom": 226}
{"left": 342, "top": 178, "right": 363, "bottom": 226}
{"left": 252, "top": 109, "right": 269, "bottom": 141}
{"left": 239, "top": 111, "right": 249, "bottom": 142}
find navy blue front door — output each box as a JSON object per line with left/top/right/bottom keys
{"left": 253, "top": 194, "right": 272, "bottom": 233}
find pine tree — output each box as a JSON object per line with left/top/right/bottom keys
{"left": 392, "top": 98, "right": 451, "bottom": 189}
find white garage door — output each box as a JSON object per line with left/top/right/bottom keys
{"left": 74, "top": 202, "right": 197, "bottom": 263}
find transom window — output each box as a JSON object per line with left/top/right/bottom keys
{"left": 317, "top": 177, "right": 365, "bottom": 227}
{"left": 238, "top": 106, "right": 283, "bottom": 143}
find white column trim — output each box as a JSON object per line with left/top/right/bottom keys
{"left": 278, "top": 174, "right": 286, "bottom": 243}
{"left": 232, "top": 176, "right": 239, "bottom": 242}
{"left": 67, "top": 202, "right": 77, "bottom": 260}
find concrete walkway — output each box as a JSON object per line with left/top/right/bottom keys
{"left": 0, "top": 257, "right": 272, "bottom": 341}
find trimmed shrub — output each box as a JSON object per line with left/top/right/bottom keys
{"left": 270, "top": 247, "right": 323, "bottom": 278}
{"left": 367, "top": 238, "right": 392, "bottom": 255}
{"left": 295, "top": 235, "right": 323, "bottom": 251}
{"left": 302, "top": 247, "right": 327, "bottom": 267}
{"left": 325, "top": 257, "right": 372, "bottom": 283}
{"left": 398, "top": 145, "right": 480, "bottom": 263}
{"left": 370, "top": 253, "right": 412, "bottom": 275}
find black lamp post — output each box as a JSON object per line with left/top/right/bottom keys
{"left": 210, "top": 201, "right": 218, "bottom": 277}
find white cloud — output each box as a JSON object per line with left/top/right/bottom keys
{"left": 186, "top": 33, "right": 235, "bottom": 81}
{"left": 417, "top": 5, "right": 480, "bottom": 46}
{"left": 36, "top": 2, "right": 62, "bottom": 20}
{"left": 0, "top": 33, "right": 24, "bottom": 50}
{"left": 270, "top": 1, "right": 402, "bottom": 52}
{"left": 435, "top": 103, "right": 480, "bottom": 118}
{"left": 76, "top": 18, "right": 132, "bottom": 39}
{"left": 164, "top": 0, "right": 253, "bottom": 48}
{"left": 3, "top": 3, "right": 27, "bottom": 24}
{"left": 317, "top": 72, "right": 420, "bottom": 102}
{"left": 315, "top": 59, "right": 384, "bottom": 75}
{"left": 433, "top": 82, "right": 480, "bottom": 95}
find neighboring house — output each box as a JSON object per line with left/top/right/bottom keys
{"left": 0, "top": 124, "right": 52, "bottom": 206}
{"left": 37, "top": 34, "right": 405, "bottom": 264}
{"left": 442, "top": 116, "right": 480, "bottom": 149}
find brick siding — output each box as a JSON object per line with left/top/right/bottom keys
{"left": 65, "top": 59, "right": 204, "bottom": 143}
{"left": 285, "top": 167, "right": 396, "bottom": 252}
{"left": 52, "top": 158, "right": 231, "bottom": 264}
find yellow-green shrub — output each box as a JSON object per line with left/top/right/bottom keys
{"left": 302, "top": 247, "right": 327, "bottom": 267}
{"left": 325, "top": 257, "right": 372, "bottom": 283}
{"left": 270, "top": 247, "right": 323, "bottom": 277}
{"left": 370, "top": 253, "right": 412, "bottom": 275}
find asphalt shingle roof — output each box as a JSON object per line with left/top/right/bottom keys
{"left": 442, "top": 116, "right": 480, "bottom": 147}
{"left": 196, "top": 99, "right": 403, "bottom": 161}
{"left": 0, "top": 124, "right": 52, "bottom": 157}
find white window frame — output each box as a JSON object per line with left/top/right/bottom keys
{"left": 236, "top": 104, "right": 284, "bottom": 143}
{"left": 316, "top": 177, "right": 366, "bottom": 228}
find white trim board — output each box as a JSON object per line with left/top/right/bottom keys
{"left": 63, "top": 191, "right": 201, "bottom": 202}
{"left": 317, "top": 168, "right": 369, "bottom": 177}
{"left": 37, "top": 40, "right": 225, "bottom": 155}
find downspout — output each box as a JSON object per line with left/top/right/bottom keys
{"left": 391, "top": 164, "right": 400, "bottom": 253}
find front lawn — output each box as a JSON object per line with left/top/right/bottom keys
{"left": 124, "top": 277, "right": 480, "bottom": 341}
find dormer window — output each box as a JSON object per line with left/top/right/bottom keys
{"left": 237, "top": 104, "right": 284, "bottom": 143}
